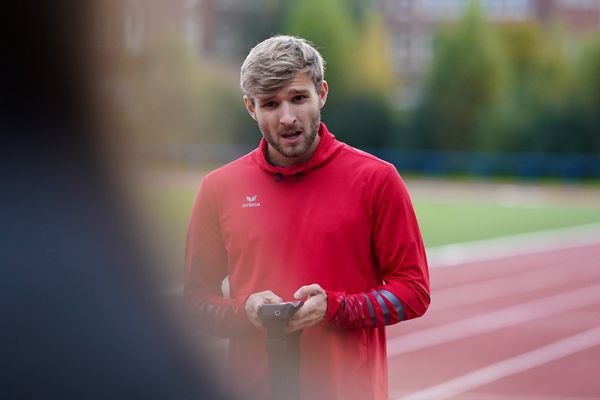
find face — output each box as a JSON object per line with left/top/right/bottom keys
{"left": 244, "top": 73, "right": 328, "bottom": 167}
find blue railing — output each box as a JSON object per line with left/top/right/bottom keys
{"left": 372, "top": 149, "right": 600, "bottom": 180}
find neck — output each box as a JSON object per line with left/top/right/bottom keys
{"left": 267, "top": 133, "right": 321, "bottom": 167}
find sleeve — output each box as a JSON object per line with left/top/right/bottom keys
{"left": 323, "top": 164, "right": 430, "bottom": 329}
{"left": 183, "top": 176, "right": 253, "bottom": 337}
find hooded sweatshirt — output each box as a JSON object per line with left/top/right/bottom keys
{"left": 184, "top": 123, "right": 430, "bottom": 400}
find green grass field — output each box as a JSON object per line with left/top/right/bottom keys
{"left": 414, "top": 201, "right": 600, "bottom": 247}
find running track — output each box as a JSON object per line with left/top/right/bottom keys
{"left": 387, "top": 234, "right": 600, "bottom": 399}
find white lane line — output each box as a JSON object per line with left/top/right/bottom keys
{"left": 448, "top": 395, "right": 600, "bottom": 400}
{"left": 432, "top": 256, "right": 600, "bottom": 312}
{"left": 387, "top": 283, "right": 600, "bottom": 357}
{"left": 396, "top": 325, "right": 600, "bottom": 400}
{"left": 427, "top": 223, "right": 600, "bottom": 268}
{"left": 390, "top": 389, "right": 600, "bottom": 400}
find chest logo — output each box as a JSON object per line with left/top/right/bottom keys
{"left": 242, "top": 195, "right": 261, "bottom": 208}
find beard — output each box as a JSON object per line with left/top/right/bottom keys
{"left": 261, "top": 111, "right": 321, "bottom": 161}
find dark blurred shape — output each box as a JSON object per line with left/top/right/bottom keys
{"left": 1, "top": 3, "right": 228, "bottom": 399}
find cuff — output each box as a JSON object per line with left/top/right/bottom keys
{"left": 231, "top": 294, "right": 255, "bottom": 332}
{"left": 323, "top": 290, "right": 343, "bottom": 324}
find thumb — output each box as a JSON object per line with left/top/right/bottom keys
{"left": 294, "top": 284, "right": 322, "bottom": 300}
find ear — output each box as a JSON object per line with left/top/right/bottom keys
{"left": 318, "top": 81, "right": 329, "bottom": 109}
{"left": 243, "top": 95, "right": 257, "bottom": 121}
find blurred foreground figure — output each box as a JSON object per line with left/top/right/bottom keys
{"left": 184, "top": 35, "right": 430, "bottom": 400}
{"left": 1, "top": 3, "right": 228, "bottom": 399}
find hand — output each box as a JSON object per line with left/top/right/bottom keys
{"left": 287, "top": 284, "right": 327, "bottom": 333}
{"left": 244, "top": 290, "right": 284, "bottom": 328}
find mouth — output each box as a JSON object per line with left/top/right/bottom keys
{"left": 281, "top": 130, "right": 302, "bottom": 141}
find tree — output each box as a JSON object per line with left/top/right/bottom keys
{"left": 476, "top": 23, "right": 573, "bottom": 152}
{"left": 354, "top": 12, "right": 396, "bottom": 97}
{"left": 282, "top": 0, "right": 396, "bottom": 148}
{"left": 489, "top": 22, "right": 600, "bottom": 154}
{"left": 415, "top": 0, "right": 509, "bottom": 150}
{"left": 572, "top": 37, "right": 600, "bottom": 154}
{"left": 283, "top": 0, "right": 357, "bottom": 96}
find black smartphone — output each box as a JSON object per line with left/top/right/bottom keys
{"left": 258, "top": 301, "right": 304, "bottom": 322}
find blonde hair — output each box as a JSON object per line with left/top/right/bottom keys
{"left": 240, "top": 35, "right": 326, "bottom": 102}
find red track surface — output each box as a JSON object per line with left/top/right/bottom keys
{"left": 387, "top": 243, "right": 600, "bottom": 400}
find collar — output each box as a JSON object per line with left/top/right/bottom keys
{"left": 251, "top": 122, "right": 342, "bottom": 182}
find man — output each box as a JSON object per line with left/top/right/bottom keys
{"left": 184, "top": 35, "right": 430, "bottom": 400}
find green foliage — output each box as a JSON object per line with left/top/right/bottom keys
{"left": 282, "top": 0, "right": 397, "bottom": 148}
{"left": 323, "top": 95, "right": 393, "bottom": 148}
{"left": 573, "top": 37, "right": 600, "bottom": 153}
{"left": 412, "top": 0, "right": 599, "bottom": 156}
{"left": 480, "top": 24, "right": 600, "bottom": 154}
{"left": 283, "top": 0, "right": 357, "bottom": 96}
{"left": 478, "top": 24, "right": 573, "bottom": 152}
{"left": 354, "top": 12, "right": 396, "bottom": 97}
{"left": 416, "top": 0, "right": 509, "bottom": 150}
{"left": 578, "top": 38, "right": 600, "bottom": 116}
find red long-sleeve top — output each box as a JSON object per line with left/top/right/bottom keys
{"left": 184, "top": 123, "right": 430, "bottom": 400}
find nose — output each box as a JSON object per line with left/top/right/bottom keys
{"left": 279, "top": 102, "right": 296, "bottom": 127}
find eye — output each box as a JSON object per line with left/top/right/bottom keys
{"left": 262, "top": 101, "right": 277, "bottom": 109}
{"left": 293, "top": 95, "right": 307, "bottom": 102}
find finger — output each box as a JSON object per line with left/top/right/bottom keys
{"left": 293, "top": 283, "right": 322, "bottom": 299}
{"left": 245, "top": 291, "right": 282, "bottom": 328}
{"left": 286, "top": 317, "right": 305, "bottom": 332}
{"left": 266, "top": 295, "right": 284, "bottom": 304}
{"left": 293, "top": 285, "right": 311, "bottom": 299}
{"left": 286, "top": 321, "right": 301, "bottom": 333}
{"left": 290, "top": 296, "right": 326, "bottom": 328}
{"left": 263, "top": 291, "right": 284, "bottom": 304}
{"left": 249, "top": 292, "right": 281, "bottom": 308}
{"left": 289, "top": 300, "right": 321, "bottom": 322}
{"left": 286, "top": 315, "right": 320, "bottom": 333}
{"left": 289, "top": 305, "right": 310, "bottom": 321}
